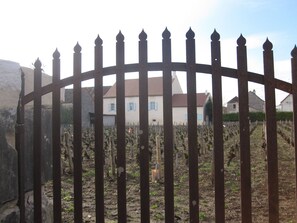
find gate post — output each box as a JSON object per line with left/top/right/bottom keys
{"left": 16, "top": 70, "right": 25, "bottom": 223}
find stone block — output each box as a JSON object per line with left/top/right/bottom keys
{"left": 0, "top": 125, "right": 18, "bottom": 205}
{"left": 0, "top": 200, "right": 20, "bottom": 223}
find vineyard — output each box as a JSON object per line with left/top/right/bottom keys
{"left": 45, "top": 121, "right": 296, "bottom": 222}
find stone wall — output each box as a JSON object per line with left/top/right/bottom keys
{"left": 0, "top": 117, "right": 19, "bottom": 223}
{"left": 0, "top": 108, "right": 54, "bottom": 223}
{"left": 0, "top": 59, "right": 58, "bottom": 222}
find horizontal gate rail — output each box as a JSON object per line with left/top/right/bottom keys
{"left": 16, "top": 28, "right": 297, "bottom": 223}
{"left": 22, "top": 63, "right": 293, "bottom": 105}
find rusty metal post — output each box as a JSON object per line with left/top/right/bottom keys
{"left": 33, "top": 58, "right": 42, "bottom": 222}
{"left": 73, "top": 43, "right": 83, "bottom": 223}
{"left": 186, "top": 28, "right": 199, "bottom": 223}
{"left": 162, "top": 28, "right": 175, "bottom": 223}
{"left": 211, "top": 30, "right": 225, "bottom": 223}
{"left": 263, "top": 39, "right": 279, "bottom": 223}
{"left": 138, "top": 30, "right": 150, "bottom": 223}
{"left": 94, "top": 35, "right": 105, "bottom": 223}
{"left": 52, "top": 49, "right": 62, "bottom": 223}
{"left": 116, "top": 31, "right": 127, "bottom": 223}
{"left": 16, "top": 70, "right": 25, "bottom": 223}
{"left": 237, "top": 35, "right": 252, "bottom": 222}
{"left": 290, "top": 45, "right": 297, "bottom": 222}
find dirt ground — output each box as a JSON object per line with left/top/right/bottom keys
{"left": 45, "top": 124, "right": 296, "bottom": 222}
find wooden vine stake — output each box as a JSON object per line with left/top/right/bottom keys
{"left": 152, "top": 135, "right": 161, "bottom": 182}
{"left": 110, "top": 135, "right": 116, "bottom": 177}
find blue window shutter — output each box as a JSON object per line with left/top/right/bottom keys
{"left": 149, "top": 102, "right": 152, "bottom": 111}
{"left": 128, "top": 102, "right": 135, "bottom": 111}
{"left": 110, "top": 103, "right": 115, "bottom": 111}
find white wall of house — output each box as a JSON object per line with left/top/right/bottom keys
{"left": 126, "top": 96, "right": 139, "bottom": 124}
{"left": 148, "top": 96, "right": 163, "bottom": 125}
{"left": 173, "top": 107, "right": 187, "bottom": 125}
{"left": 227, "top": 102, "right": 239, "bottom": 113}
{"left": 280, "top": 94, "right": 293, "bottom": 111}
{"left": 173, "top": 107, "right": 205, "bottom": 125}
{"left": 104, "top": 96, "right": 164, "bottom": 125}
{"left": 103, "top": 98, "right": 117, "bottom": 115}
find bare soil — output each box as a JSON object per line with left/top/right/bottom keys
{"left": 45, "top": 124, "right": 296, "bottom": 222}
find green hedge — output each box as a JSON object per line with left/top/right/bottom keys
{"left": 223, "top": 111, "right": 293, "bottom": 122}
{"left": 276, "top": 111, "right": 293, "bottom": 121}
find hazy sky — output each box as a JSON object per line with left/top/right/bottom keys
{"left": 0, "top": 0, "right": 296, "bottom": 104}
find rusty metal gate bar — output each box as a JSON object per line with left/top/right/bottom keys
{"left": 162, "top": 28, "right": 175, "bottom": 223}
{"left": 116, "top": 32, "right": 127, "bottom": 222}
{"left": 16, "top": 71, "right": 25, "bottom": 223}
{"left": 263, "top": 39, "right": 279, "bottom": 223}
{"left": 138, "top": 30, "right": 150, "bottom": 223}
{"left": 94, "top": 35, "right": 105, "bottom": 223}
{"left": 52, "top": 49, "right": 62, "bottom": 223}
{"left": 73, "top": 43, "right": 83, "bottom": 222}
{"left": 291, "top": 46, "right": 297, "bottom": 223}
{"left": 33, "top": 59, "right": 42, "bottom": 222}
{"left": 211, "top": 30, "right": 225, "bottom": 222}
{"left": 16, "top": 28, "right": 297, "bottom": 223}
{"left": 237, "top": 35, "right": 252, "bottom": 222}
{"left": 186, "top": 28, "right": 199, "bottom": 222}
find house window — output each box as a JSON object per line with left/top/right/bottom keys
{"left": 127, "top": 102, "right": 136, "bottom": 111}
{"left": 149, "top": 101, "right": 158, "bottom": 111}
{"left": 233, "top": 104, "right": 236, "bottom": 109}
{"left": 109, "top": 103, "right": 116, "bottom": 112}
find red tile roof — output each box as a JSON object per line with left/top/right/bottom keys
{"left": 104, "top": 76, "right": 164, "bottom": 97}
{"left": 172, "top": 93, "right": 210, "bottom": 107}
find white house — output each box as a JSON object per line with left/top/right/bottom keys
{"left": 103, "top": 74, "right": 183, "bottom": 125}
{"left": 103, "top": 74, "right": 211, "bottom": 125}
{"left": 226, "top": 90, "right": 265, "bottom": 113}
{"left": 279, "top": 94, "right": 293, "bottom": 111}
{"left": 172, "top": 93, "right": 211, "bottom": 125}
